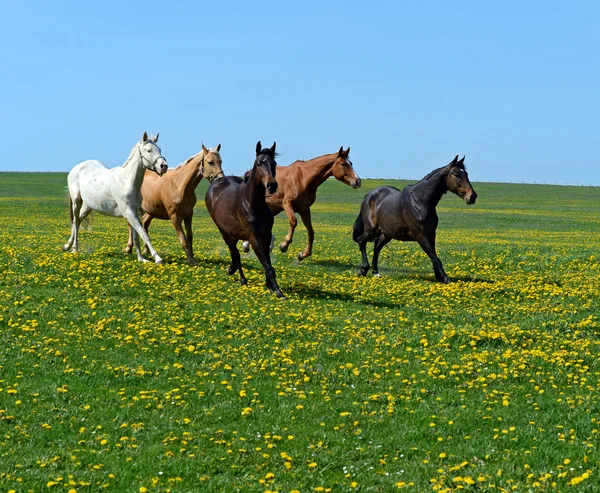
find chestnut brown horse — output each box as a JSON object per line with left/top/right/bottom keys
{"left": 206, "top": 141, "right": 285, "bottom": 298}
{"left": 353, "top": 155, "right": 477, "bottom": 283}
{"left": 242, "top": 146, "right": 360, "bottom": 260}
{"left": 125, "top": 145, "right": 223, "bottom": 265}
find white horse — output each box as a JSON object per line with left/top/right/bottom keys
{"left": 63, "top": 132, "right": 169, "bottom": 264}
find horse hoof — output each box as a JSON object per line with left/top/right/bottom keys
{"left": 280, "top": 244, "right": 288, "bottom": 253}
{"left": 373, "top": 272, "right": 382, "bottom": 278}
{"left": 124, "top": 247, "right": 132, "bottom": 255}
{"left": 227, "top": 266, "right": 236, "bottom": 275}
{"left": 240, "top": 278, "right": 248, "bottom": 286}
{"left": 358, "top": 268, "right": 368, "bottom": 277}
{"left": 277, "top": 294, "right": 287, "bottom": 300}
{"left": 155, "top": 258, "right": 164, "bottom": 265}
{"left": 62, "top": 244, "right": 70, "bottom": 252}
{"left": 189, "top": 259, "right": 198, "bottom": 266}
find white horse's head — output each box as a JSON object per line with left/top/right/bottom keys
{"left": 139, "top": 132, "right": 168, "bottom": 176}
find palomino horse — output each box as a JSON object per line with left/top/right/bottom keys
{"left": 63, "top": 132, "right": 168, "bottom": 263}
{"left": 206, "top": 142, "right": 285, "bottom": 298}
{"left": 353, "top": 155, "right": 477, "bottom": 283}
{"left": 125, "top": 144, "right": 224, "bottom": 265}
{"left": 242, "top": 146, "right": 360, "bottom": 259}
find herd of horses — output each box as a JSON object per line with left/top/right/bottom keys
{"left": 63, "top": 132, "right": 477, "bottom": 299}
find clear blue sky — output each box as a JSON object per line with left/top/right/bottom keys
{"left": 2, "top": 1, "right": 599, "bottom": 184}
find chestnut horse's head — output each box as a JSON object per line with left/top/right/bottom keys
{"left": 445, "top": 155, "right": 477, "bottom": 204}
{"left": 255, "top": 141, "right": 278, "bottom": 194}
{"left": 201, "top": 143, "right": 224, "bottom": 182}
{"left": 332, "top": 146, "right": 361, "bottom": 189}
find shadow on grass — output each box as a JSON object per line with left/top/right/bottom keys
{"left": 287, "top": 284, "right": 400, "bottom": 309}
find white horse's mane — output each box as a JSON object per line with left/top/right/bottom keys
{"left": 122, "top": 134, "right": 159, "bottom": 168}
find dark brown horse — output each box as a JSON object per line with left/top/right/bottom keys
{"left": 205, "top": 141, "right": 285, "bottom": 298}
{"left": 242, "top": 147, "right": 360, "bottom": 260}
{"left": 353, "top": 155, "right": 477, "bottom": 283}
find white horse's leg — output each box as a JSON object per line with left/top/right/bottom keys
{"left": 123, "top": 211, "right": 164, "bottom": 264}
{"left": 130, "top": 226, "right": 149, "bottom": 263}
{"left": 64, "top": 197, "right": 83, "bottom": 252}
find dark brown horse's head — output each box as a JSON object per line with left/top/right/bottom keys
{"left": 333, "top": 146, "right": 361, "bottom": 189}
{"left": 445, "top": 155, "right": 477, "bottom": 204}
{"left": 201, "top": 144, "right": 224, "bottom": 182}
{"left": 255, "top": 141, "right": 278, "bottom": 194}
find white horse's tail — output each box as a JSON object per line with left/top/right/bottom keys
{"left": 68, "top": 196, "right": 74, "bottom": 224}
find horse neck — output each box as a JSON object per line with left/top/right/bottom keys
{"left": 177, "top": 152, "right": 205, "bottom": 192}
{"left": 121, "top": 144, "right": 147, "bottom": 190}
{"left": 412, "top": 167, "right": 449, "bottom": 207}
{"left": 243, "top": 167, "right": 267, "bottom": 207}
{"left": 299, "top": 153, "right": 337, "bottom": 190}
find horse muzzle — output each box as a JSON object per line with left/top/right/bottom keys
{"left": 466, "top": 191, "right": 477, "bottom": 205}
{"left": 159, "top": 162, "right": 168, "bottom": 176}
{"left": 266, "top": 182, "right": 278, "bottom": 194}
{"left": 352, "top": 177, "right": 362, "bottom": 189}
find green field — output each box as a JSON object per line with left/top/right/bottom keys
{"left": 1, "top": 172, "right": 600, "bottom": 492}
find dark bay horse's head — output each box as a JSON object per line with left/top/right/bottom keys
{"left": 201, "top": 143, "right": 224, "bottom": 182}
{"left": 333, "top": 146, "right": 361, "bottom": 189}
{"left": 446, "top": 155, "right": 477, "bottom": 204}
{"left": 255, "top": 141, "right": 278, "bottom": 194}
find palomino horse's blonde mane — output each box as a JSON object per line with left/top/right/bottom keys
{"left": 173, "top": 147, "right": 222, "bottom": 171}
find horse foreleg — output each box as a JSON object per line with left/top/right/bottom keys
{"left": 123, "top": 210, "right": 163, "bottom": 264}
{"left": 130, "top": 227, "right": 149, "bottom": 263}
{"left": 183, "top": 215, "right": 197, "bottom": 265}
{"left": 250, "top": 236, "right": 285, "bottom": 299}
{"left": 372, "top": 234, "right": 392, "bottom": 276}
{"left": 226, "top": 240, "right": 246, "bottom": 285}
{"left": 279, "top": 201, "right": 297, "bottom": 253}
{"left": 171, "top": 215, "right": 196, "bottom": 265}
{"left": 297, "top": 209, "right": 315, "bottom": 261}
{"left": 417, "top": 234, "right": 449, "bottom": 283}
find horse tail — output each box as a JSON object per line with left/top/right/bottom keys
{"left": 68, "top": 196, "right": 74, "bottom": 224}
{"left": 352, "top": 211, "right": 364, "bottom": 243}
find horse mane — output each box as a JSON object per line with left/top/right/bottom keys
{"left": 172, "top": 147, "right": 222, "bottom": 171}
{"left": 258, "top": 148, "right": 280, "bottom": 159}
{"left": 422, "top": 160, "right": 467, "bottom": 181}
{"left": 122, "top": 135, "right": 159, "bottom": 168}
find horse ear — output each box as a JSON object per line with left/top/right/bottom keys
{"left": 216, "top": 144, "right": 221, "bottom": 152}
{"left": 270, "top": 141, "right": 276, "bottom": 153}
{"left": 202, "top": 144, "right": 208, "bottom": 154}
{"left": 458, "top": 155, "right": 465, "bottom": 164}
{"left": 256, "top": 141, "right": 262, "bottom": 155}
{"left": 153, "top": 133, "right": 159, "bottom": 143}
{"left": 452, "top": 155, "right": 459, "bottom": 164}
{"left": 142, "top": 131, "right": 148, "bottom": 142}
{"left": 346, "top": 147, "right": 350, "bottom": 155}
{"left": 338, "top": 146, "right": 344, "bottom": 156}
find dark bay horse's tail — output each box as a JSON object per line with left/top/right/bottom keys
{"left": 352, "top": 212, "right": 364, "bottom": 243}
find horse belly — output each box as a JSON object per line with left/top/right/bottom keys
{"left": 76, "top": 165, "right": 122, "bottom": 217}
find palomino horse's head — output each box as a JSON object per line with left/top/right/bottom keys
{"left": 139, "top": 132, "right": 168, "bottom": 176}
{"left": 445, "top": 155, "right": 477, "bottom": 205}
{"left": 333, "top": 146, "right": 361, "bottom": 189}
{"left": 255, "top": 141, "right": 278, "bottom": 194}
{"left": 201, "top": 144, "right": 224, "bottom": 182}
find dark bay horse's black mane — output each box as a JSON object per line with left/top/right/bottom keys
{"left": 422, "top": 160, "right": 467, "bottom": 181}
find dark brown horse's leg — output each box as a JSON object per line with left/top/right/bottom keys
{"left": 371, "top": 234, "right": 391, "bottom": 276}
{"left": 171, "top": 215, "right": 196, "bottom": 265}
{"left": 250, "top": 236, "right": 285, "bottom": 299}
{"left": 279, "top": 201, "right": 297, "bottom": 253}
{"left": 226, "top": 239, "right": 247, "bottom": 285}
{"left": 297, "top": 209, "right": 315, "bottom": 261}
{"left": 183, "top": 215, "right": 196, "bottom": 264}
{"left": 416, "top": 234, "right": 449, "bottom": 283}
{"left": 141, "top": 213, "right": 153, "bottom": 256}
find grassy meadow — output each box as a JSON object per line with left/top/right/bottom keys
{"left": 1, "top": 172, "right": 600, "bottom": 492}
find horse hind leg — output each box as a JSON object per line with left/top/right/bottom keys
{"left": 226, "top": 241, "right": 247, "bottom": 285}
{"left": 64, "top": 195, "right": 83, "bottom": 252}
{"left": 371, "top": 234, "right": 392, "bottom": 276}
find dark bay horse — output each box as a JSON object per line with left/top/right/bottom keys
{"left": 206, "top": 142, "right": 285, "bottom": 298}
{"left": 353, "top": 155, "right": 477, "bottom": 283}
{"left": 125, "top": 144, "right": 223, "bottom": 265}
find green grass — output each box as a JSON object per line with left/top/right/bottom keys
{"left": 1, "top": 172, "right": 600, "bottom": 492}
